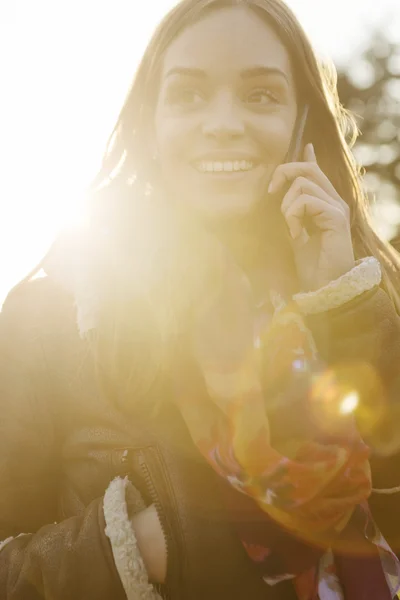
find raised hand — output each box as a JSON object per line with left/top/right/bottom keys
{"left": 269, "top": 143, "right": 355, "bottom": 292}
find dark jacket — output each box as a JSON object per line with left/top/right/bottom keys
{"left": 1, "top": 276, "right": 400, "bottom": 600}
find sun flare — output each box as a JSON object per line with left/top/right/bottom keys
{"left": 1, "top": 0, "right": 399, "bottom": 304}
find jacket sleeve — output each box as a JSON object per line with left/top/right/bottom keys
{"left": 293, "top": 257, "right": 400, "bottom": 456}
{"left": 0, "top": 283, "right": 130, "bottom": 600}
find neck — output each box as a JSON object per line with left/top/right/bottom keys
{"left": 206, "top": 202, "right": 298, "bottom": 295}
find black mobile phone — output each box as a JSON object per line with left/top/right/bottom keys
{"left": 286, "top": 104, "right": 309, "bottom": 164}
{"left": 284, "top": 105, "right": 316, "bottom": 238}
{"left": 265, "top": 104, "right": 310, "bottom": 239}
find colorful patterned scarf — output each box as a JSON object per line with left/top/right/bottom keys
{"left": 174, "top": 294, "right": 400, "bottom": 599}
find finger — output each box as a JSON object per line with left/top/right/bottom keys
{"left": 281, "top": 177, "right": 343, "bottom": 216}
{"left": 282, "top": 194, "right": 347, "bottom": 240}
{"left": 269, "top": 158, "right": 340, "bottom": 202}
{"left": 304, "top": 142, "right": 318, "bottom": 164}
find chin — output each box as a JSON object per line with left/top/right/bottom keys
{"left": 191, "top": 194, "right": 259, "bottom": 221}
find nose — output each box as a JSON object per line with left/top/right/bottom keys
{"left": 202, "top": 91, "right": 245, "bottom": 140}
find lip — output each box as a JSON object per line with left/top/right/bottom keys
{"left": 190, "top": 163, "right": 263, "bottom": 182}
{"left": 191, "top": 151, "right": 260, "bottom": 164}
{"left": 190, "top": 153, "right": 263, "bottom": 180}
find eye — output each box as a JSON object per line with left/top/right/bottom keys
{"left": 245, "top": 88, "right": 278, "bottom": 105}
{"left": 170, "top": 87, "right": 206, "bottom": 108}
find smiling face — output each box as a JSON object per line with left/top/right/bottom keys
{"left": 153, "top": 6, "right": 298, "bottom": 221}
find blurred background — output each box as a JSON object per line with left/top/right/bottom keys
{"left": 1, "top": 0, "right": 400, "bottom": 304}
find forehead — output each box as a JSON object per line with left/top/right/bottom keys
{"left": 162, "top": 6, "right": 293, "bottom": 80}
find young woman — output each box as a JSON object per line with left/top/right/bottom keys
{"left": 2, "top": 0, "right": 400, "bottom": 598}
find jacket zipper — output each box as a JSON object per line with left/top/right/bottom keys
{"left": 136, "top": 447, "right": 181, "bottom": 600}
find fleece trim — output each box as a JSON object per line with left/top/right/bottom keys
{"left": 0, "top": 536, "right": 14, "bottom": 552}
{"left": 293, "top": 257, "right": 382, "bottom": 316}
{"left": 103, "top": 476, "right": 162, "bottom": 600}
{"left": 0, "top": 533, "right": 29, "bottom": 553}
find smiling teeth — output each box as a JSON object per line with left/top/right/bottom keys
{"left": 196, "top": 160, "right": 255, "bottom": 173}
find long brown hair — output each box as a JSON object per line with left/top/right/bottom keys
{"left": 39, "top": 0, "right": 400, "bottom": 407}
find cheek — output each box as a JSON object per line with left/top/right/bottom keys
{"left": 258, "top": 116, "right": 296, "bottom": 162}
{"left": 155, "top": 113, "right": 194, "bottom": 169}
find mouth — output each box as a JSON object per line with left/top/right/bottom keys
{"left": 191, "top": 158, "right": 260, "bottom": 177}
{"left": 192, "top": 159, "right": 258, "bottom": 174}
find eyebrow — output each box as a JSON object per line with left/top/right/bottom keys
{"left": 165, "top": 65, "right": 289, "bottom": 84}
{"left": 241, "top": 66, "right": 289, "bottom": 84}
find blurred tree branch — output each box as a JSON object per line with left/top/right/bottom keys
{"left": 337, "top": 34, "right": 400, "bottom": 244}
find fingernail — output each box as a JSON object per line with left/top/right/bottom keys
{"left": 268, "top": 180, "right": 275, "bottom": 193}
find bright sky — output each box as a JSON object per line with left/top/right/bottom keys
{"left": 1, "top": 0, "right": 399, "bottom": 303}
